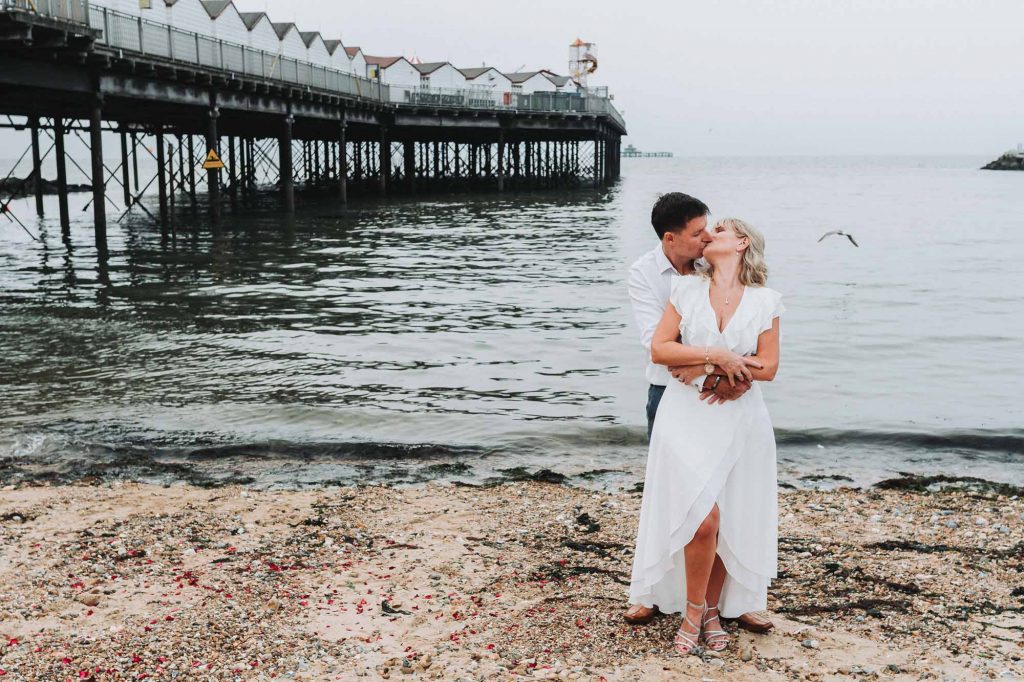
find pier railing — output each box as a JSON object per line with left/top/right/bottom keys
{"left": 0, "top": 0, "right": 625, "bottom": 128}
{"left": 399, "top": 86, "right": 625, "bottom": 125}
{"left": 1, "top": 0, "right": 88, "bottom": 22}
{"left": 85, "top": 4, "right": 388, "bottom": 100}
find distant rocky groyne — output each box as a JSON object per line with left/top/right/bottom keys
{"left": 981, "top": 152, "right": 1024, "bottom": 171}
{"left": 0, "top": 175, "right": 91, "bottom": 197}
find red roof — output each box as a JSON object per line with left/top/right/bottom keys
{"left": 364, "top": 55, "right": 403, "bottom": 68}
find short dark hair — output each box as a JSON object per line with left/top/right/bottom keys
{"left": 650, "top": 192, "right": 709, "bottom": 239}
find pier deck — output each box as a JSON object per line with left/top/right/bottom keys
{"left": 0, "top": 0, "right": 625, "bottom": 254}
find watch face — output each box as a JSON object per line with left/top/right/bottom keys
{"left": 704, "top": 363, "right": 716, "bottom": 375}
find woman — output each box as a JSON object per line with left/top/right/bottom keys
{"left": 627, "top": 217, "right": 783, "bottom": 654}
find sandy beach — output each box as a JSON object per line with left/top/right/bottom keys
{"left": 0, "top": 476, "right": 1021, "bottom": 681}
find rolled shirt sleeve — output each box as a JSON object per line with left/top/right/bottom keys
{"left": 628, "top": 262, "right": 665, "bottom": 355}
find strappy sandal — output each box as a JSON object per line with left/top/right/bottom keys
{"left": 623, "top": 604, "right": 660, "bottom": 625}
{"left": 701, "top": 603, "right": 730, "bottom": 651}
{"left": 730, "top": 611, "right": 774, "bottom": 633}
{"left": 672, "top": 600, "right": 705, "bottom": 655}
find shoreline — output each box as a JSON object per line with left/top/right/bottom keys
{"left": 0, "top": 479, "right": 1021, "bottom": 680}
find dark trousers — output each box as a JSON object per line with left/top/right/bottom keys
{"left": 646, "top": 384, "right": 666, "bottom": 439}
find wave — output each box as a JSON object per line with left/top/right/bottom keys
{"left": 774, "top": 428, "right": 1024, "bottom": 454}
{"left": 176, "top": 440, "right": 494, "bottom": 461}
{"left": 3, "top": 425, "right": 1021, "bottom": 467}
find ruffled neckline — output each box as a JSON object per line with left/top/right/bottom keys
{"left": 698, "top": 279, "right": 758, "bottom": 338}
{"left": 705, "top": 280, "right": 749, "bottom": 334}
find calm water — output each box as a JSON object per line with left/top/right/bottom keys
{"left": 1, "top": 155, "right": 1022, "bottom": 490}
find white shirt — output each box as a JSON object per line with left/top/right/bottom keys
{"left": 627, "top": 245, "right": 708, "bottom": 387}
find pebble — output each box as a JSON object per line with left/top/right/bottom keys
{"left": 75, "top": 593, "right": 101, "bottom": 607}
{"left": 0, "top": 478, "right": 1019, "bottom": 680}
{"left": 943, "top": 519, "right": 959, "bottom": 529}
{"left": 975, "top": 517, "right": 988, "bottom": 526}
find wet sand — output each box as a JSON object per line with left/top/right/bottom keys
{"left": 0, "top": 477, "right": 1021, "bottom": 680}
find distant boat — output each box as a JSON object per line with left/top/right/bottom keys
{"left": 622, "top": 144, "right": 672, "bottom": 158}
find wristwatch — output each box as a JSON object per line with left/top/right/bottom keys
{"left": 703, "top": 346, "right": 715, "bottom": 375}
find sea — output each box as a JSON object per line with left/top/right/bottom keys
{"left": 1, "top": 155, "right": 1022, "bottom": 491}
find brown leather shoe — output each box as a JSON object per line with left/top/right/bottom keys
{"left": 730, "top": 611, "right": 774, "bottom": 633}
{"left": 623, "top": 604, "right": 659, "bottom": 625}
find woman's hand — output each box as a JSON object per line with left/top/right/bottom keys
{"left": 711, "top": 348, "right": 763, "bottom": 386}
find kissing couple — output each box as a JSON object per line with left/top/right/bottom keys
{"left": 623, "top": 192, "right": 783, "bottom": 654}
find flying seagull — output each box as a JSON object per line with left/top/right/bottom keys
{"left": 818, "top": 230, "right": 859, "bottom": 247}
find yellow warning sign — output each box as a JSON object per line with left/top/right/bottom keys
{"left": 202, "top": 149, "right": 225, "bottom": 170}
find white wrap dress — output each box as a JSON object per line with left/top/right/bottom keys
{"left": 628, "top": 275, "right": 784, "bottom": 618}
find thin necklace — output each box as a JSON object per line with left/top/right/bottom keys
{"left": 713, "top": 281, "right": 742, "bottom": 306}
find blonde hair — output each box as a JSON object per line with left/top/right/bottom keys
{"left": 704, "top": 218, "right": 769, "bottom": 286}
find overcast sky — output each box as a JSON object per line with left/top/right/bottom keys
{"left": 231, "top": 0, "right": 1023, "bottom": 156}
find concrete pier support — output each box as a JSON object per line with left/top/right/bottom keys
{"left": 603, "top": 134, "right": 612, "bottom": 185}
{"left": 403, "top": 140, "right": 415, "bottom": 194}
{"left": 89, "top": 98, "right": 107, "bottom": 253}
{"left": 168, "top": 139, "right": 176, "bottom": 227}
{"left": 239, "top": 137, "right": 248, "bottom": 198}
{"left": 119, "top": 130, "right": 131, "bottom": 209}
{"left": 301, "top": 141, "right": 309, "bottom": 184}
{"left": 156, "top": 132, "right": 168, "bottom": 235}
{"left": 497, "top": 130, "right": 505, "bottom": 193}
{"left": 29, "top": 116, "right": 44, "bottom": 216}
{"left": 523, "top": 140, "right": 531, "bottom": 182}
{"left": 187, "top": 136, "right": 197, "bottom": 208}
{"left": 512, "top": 141, "right": 521, "bottom": 185}
{"left": 378, "top": 128, "right": 389, "bottom": 196}
{"left": 228, "top": 136, "right": 238, "bottom": 211}
{"left": 280, "top": 114, "right": 295, "bottom": 213}
{"left": 206, "top": 101, "right": 221, "bottom": 222}
{"left": 544, "top": 141, "right": 551, "bottom": 187}
{"left": 54, "top": 118, "right": 69, "bottom": 233}
{"left": 314, "top": 141, "right": 322, "bottom": 184}
{"left": 338, "top": 121, "right": 348, "bottom": 203}
{"left": 130, "top": 132, "right": 140, "bottom": 194}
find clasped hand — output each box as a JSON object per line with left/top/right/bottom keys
{"left": 713, "top": 349, "right": 762, "bottom": 386}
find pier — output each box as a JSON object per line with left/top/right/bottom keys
{"left": 621, "top": 144, "right": 671, "bottom": 158}
{"left": 0, "top": 0, "right": 625, "bottom": 255}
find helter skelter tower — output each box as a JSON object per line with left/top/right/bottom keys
{"left": 569, "top": 38, "right": 598, "bottom": 90}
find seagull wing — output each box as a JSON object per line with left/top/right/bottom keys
{"left": 817, "top": 230, "right": 840, "bottom": 242}
{"left": 845, "top": 234, "right": 859, "bottom": 247}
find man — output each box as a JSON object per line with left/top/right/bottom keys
{"left": 623, "top": 192, "right": 774, "bottom": 634}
